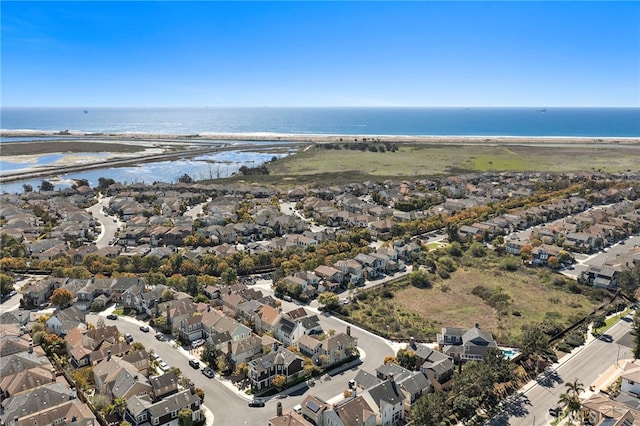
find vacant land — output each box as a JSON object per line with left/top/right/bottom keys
{"left": 0, "top": 141, "right": 149, "bottom": 156}
{"left": 345, "top": 254, "right": 602, "bottom": 345}
{"left": 267, "top": 143, "right": 640, "bottom": 179}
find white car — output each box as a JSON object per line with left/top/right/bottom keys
{"left": 159, "top": 361, "right": 170, "bottom": 371}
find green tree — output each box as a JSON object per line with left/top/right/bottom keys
{"left": 201, "top": 341, "right": 217, "bottom": 366}
{"left": 217, "top": 357, "right": 231, "bottom": 375}
{"left": 453, "top": 394, "right": 479, "bottom": 421}
{"left": 485, "top": 347, "right": 515, "bottom": 383}
{"left": 634, "top": 310, "right": 640, "bottom": 359}
{"left": 50, "top": 288, "right": 73, "bottom": 308}
{"left": 409, "top": 270, "right": 431, "bottom": 288}
{"left": 447, "top": 241, "right": 463, "bottom": 257}
{"left": 272, "top": 374, "right": 287, "bottom": 389}
{"left": 520, "top": 323, "right": 552, "bottom": 367}
{"left": 450, "top": 361, "right": 498, "bottom": 421}
{"left": 468, "top": 241, "right": 487, "bottom": 257}
{"left": 39, "top": 180, "right": 54, "bottom": 191}
{"left": 317, "top": 291, "right": 339, "bottom": 311}
{"left": 396, "top": 348, "right": 419, "bottom": 371}
{"left": 0, "top": 235, "right": 26, "bottom": 258}
{"left": 161, "top": 288, "right": 175, "bottom": 302}
{"left": 558, "top": 391, "right": 581, "bottom": 424}
{"left": 0, "top": 273, "right": 15, "bottom": 296}
{"left": 178, "top": 174, "right": 194, "bottom": 184}
{"left": 178, "top": 408, "right": 194, "bottom": 426}
{"left": 97, "top": 177, "right": 116, "bottom": 189}
{"left": 411, "top": 390, "right": 450, "bottom": 426}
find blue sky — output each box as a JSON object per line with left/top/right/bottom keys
{"left": 2, "top": 1, "right": 639, "bottom": 107}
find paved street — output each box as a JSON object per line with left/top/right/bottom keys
{"left": 488, "top": 315, "right": 634, "bottom": 426}
{"left": 87, "top": 294, "right": 396, "bottom": 426}
{"left": 86, "top": 195, "right": 119, "bottom": 249}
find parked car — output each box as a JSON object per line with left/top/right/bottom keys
{"left": 155, "top": 332, "right": 165, "bottom": 341}
{"left": 248, "top": 400, "right": 265, "bottom": 407}
{"left": 139, "top": 325, "right": 150, "bottom": 332}
{"left": 106, "top": 314, "right": 118, "bottom": 320}
{"left": 202, "top": 367, "right": 215, "bottom": 378}
{"left": 549, "top": 404, "right": 562, "bottom": 417}
{"left": 599, "top": 333, "right": 614, "bottom": 342}
{"left": 124, "top": 333, "right": 133, "bottom": 343}
{"left": 191, "top": 338, "right": 205, "bottom": 348}
{"left": 189, "top": 359, "right": 200, "bottom": 369}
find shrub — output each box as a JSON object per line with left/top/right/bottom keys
{"left": 567, "top": 283, "right": 582, "bottom": 294}
{"left": 556, "top": 342, "right": 573, "bottom": 353}
{"left": 512, "top": 310, "right": 522, "bottom": 317}
{"left": 499, "top": 257, "right": 520, "bottom": 271}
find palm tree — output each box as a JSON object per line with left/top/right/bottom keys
{"left": 563, "top": 378, "right": 585, "bottom": 424}
{"left": 558, "top": 392, "right": 581, "bottom": 424}
{"left": 565, "top": 377, "right": 585, "bottom": 397}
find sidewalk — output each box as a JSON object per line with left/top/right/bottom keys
{"left": 515, "top": 310, "right": 631, "bottom": 426}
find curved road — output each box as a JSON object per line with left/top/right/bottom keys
{"left": 88, "top": 298, "right": 395, "bottom": 425}
{"left": 86, "top": 196, "right": 120, "bottom": 249}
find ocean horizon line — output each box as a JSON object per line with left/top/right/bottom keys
{"left": 2, "top": 129, "right": 640, "bottom": 141}
{"left": 2, "top": 105, "right": 639, "bottom": 110}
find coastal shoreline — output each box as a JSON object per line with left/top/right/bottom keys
{"left": 2, "top": 129, "right": 639, "bottom": 146}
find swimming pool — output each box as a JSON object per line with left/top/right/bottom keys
{"left": 501, "top": 348, "right": 521, "bottom": 360}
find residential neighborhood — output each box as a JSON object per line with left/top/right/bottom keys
{"left": 1, "top": 169, "right": 640, "bottom": 426}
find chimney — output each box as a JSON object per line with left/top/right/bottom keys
{"left": 410, "top": 336, "right": 416, "bottom": 349}
{"left": 207, "top": 305, "right": 211, "bottom": 312}
{"left": 71, "top": 416, "right": 77, "bottom": 426}
{"left": 276, "top": 401, "right": 282, "bottom": 417}
{"left": 14, "top": 416, "right": 18, "bottom": 426}
{"left": 189, "top": 381, "right": 196, "bottom": 395}
{"left": 227, "top": 341, "right": 233, "bottom": 362}
{"left": 475, "top": 323, "right": 480, "bottom": 329}
{"left": 29, "top": 343, "right": 34, "bottom": 354}
{"left": 389, "top": 373, "right": 397, "bottom": 393}
{"left": 346, "top": 326, "right": 351, "bottom": 337}
{"left": 107, "top": 350, "right": 111, "bottom": 361}
{"left": 51, "top": 368, "right": 56, "bottom": 382}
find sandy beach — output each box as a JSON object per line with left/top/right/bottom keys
{"left": 2, "top": 129, "right": 639, "bottom": 152}
{"left": 2, "top": 130, "right": 639, "bottom": 184}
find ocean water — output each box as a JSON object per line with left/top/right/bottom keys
{"left": 2, "top": 107, "right": 639, "bottom": 194}
{"left": 2, "top": 107, "right": 639, "bottom": 137}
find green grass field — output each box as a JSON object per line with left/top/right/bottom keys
{"left": 266, "top": 143, "right": 640, "bottom": 181}
{"left": 346, "top": 253, "right": 602, "bottom": 345}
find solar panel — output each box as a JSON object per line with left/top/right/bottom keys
{"left": 306, "top": 400, "right": 321, "bottom": 413}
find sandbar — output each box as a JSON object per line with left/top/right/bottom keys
{"left": 2, "top": 129, "right": 639, "bottom": 150}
